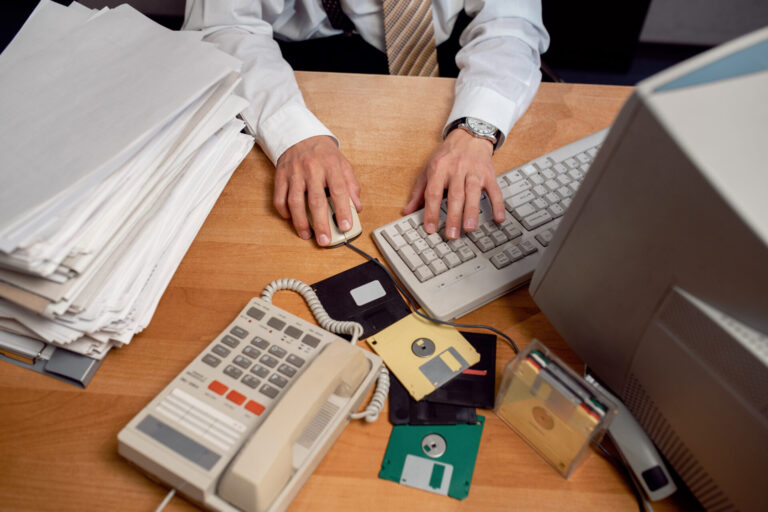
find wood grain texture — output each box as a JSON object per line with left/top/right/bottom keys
{"left": 0, "top": 72, "right": 698, "bottom": 511}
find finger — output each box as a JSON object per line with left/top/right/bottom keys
{"left": 422, "top": 169, "right": 446, "bottom": 234}
{"left": 306, "top": 179, "right": 331, "bottom": 246}
{"left": 486, "top": 178, "right": 506, "bottom": 223}
{"left": 463, "top": 173, "right": 483, "bottom": 232}
{"left": 286, "top": 176, "right": 311, "bottom": 240}
{"left": 443, "top": 177, "right": 465, "bottom": 240}
{"left": 403, "top": 171, "right": 427, "bottom": 214}
{"left": 273, "top": 169, "right": 291, "bottom": 219}
{"left": 327, "top": 169, "right": 353, "bottom": 232}
{"left": 342, "top": 165, "right": 363, "bottom": 212}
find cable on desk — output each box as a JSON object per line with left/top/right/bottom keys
{"left": 261, "top": 277, "right": 388, "bottom": 422}
{"left": 155, "top": 488, "right": 176, "bottom": 512}
{"left": 593, "top": 439, "right": 653, "bottom": 512}
{"left": 344, "top": 240, "right": 520, "bottom": 353}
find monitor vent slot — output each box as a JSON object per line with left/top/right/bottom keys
{"left": 623, "top": 374, "right": 736, "bottom": 512}
{"left": 659, "top": 290, "right": 768, "bottom": 422}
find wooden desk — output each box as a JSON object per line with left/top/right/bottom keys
{"left": 0, "top": 72, "right": 697, "bottom": 511}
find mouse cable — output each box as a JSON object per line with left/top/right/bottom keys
{"left": 343, "top": 240, "right": 520, "bottom": 354}
{"left": 261, "top": 278, "right": 389, "bottom": 422}
{"left": 593, "top": 438, "right": 652, "bottom": 512}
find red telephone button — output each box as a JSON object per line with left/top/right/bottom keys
{"left": 226, "top": 390, "right": 246, "bottom": 405}
{"left": 245, "top": 400, "right": 265, "bottom": 415}
{"left": 208, "top": 380, "right": 228, "bottom": 395}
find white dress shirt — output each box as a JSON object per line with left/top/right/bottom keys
{"left": 183, "top": 0, "right": 549, "bottom": 163}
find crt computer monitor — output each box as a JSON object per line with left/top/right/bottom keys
{"left": 529, "top": 26, "right": 768, "bottom": 512}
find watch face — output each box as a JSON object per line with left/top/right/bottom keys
{"left": 466, "top": 117, "right": 496, "bottom": 136}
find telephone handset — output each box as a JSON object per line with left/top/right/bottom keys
{"left": 118, "top": 296, "right": 382, "bottom": 512}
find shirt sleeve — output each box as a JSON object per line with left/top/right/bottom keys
{"left": 182, "top": 0, "right": 336, "bottom": 164}
{"left": 443, "top": 0, "right": 551, "bottom": 149}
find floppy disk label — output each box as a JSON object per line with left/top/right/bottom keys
{"left": 350, "top": 280, "right": 386, "bottom": 306}
{"left": 367, "top": 312, "right": 480, "bottom": 401}
{"left": 401, "top": 454, "right": 453, "bottom": 495}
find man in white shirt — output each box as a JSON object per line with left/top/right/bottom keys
{"left": 183, "top": 1, "right": 549, "bottom": 246}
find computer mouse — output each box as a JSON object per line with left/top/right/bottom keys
{"left": 309, "top": 193, "right": 362, "bottom": 248}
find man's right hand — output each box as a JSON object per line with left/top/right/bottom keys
{"left": 273, "top": 135, "right": 362, "bottom": 246}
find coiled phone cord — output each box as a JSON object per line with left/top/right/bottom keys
{"left": 261, "top": 278, "right": 389, "bottom": 422}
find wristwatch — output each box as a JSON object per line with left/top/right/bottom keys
{"left": 445, "top": 117, "right": 503, "bottom": 152}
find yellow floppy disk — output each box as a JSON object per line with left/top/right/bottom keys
{"left": 367, "top": 312, "right": 480, "bottom": 401}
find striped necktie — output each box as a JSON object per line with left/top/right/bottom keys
{"left": 382, "top": 0, "right": 440, "bottom": 76}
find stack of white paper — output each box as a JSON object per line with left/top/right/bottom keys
{"left": 0, "top": 1, "right": 254, "bottom": 363}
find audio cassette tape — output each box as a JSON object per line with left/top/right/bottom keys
{"left": 494, "top": 339, "right": 617, "bottom": 478}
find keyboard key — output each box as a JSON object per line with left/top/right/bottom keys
{"left": 284, "top": 326, "right": 302, "bottom": 339}
{"left": 202, "top": 354, "right": 221, "bottom": 368}
{"left": 504, "top": 245, "right": 524, "bottom": 262}
{"left": 250, "top": 364, "right": 269, "bottom": 378}
{"left": 443, "top": 253, "right": 461, "bottom": 268}
{"left": 266, "top": 317, "right": 286, "bottom": 330}
{"left": 529, "top": 173, "right": 544, "bottom": 185}
{"left": 420, "top": 248, "right": 437, "bottom": 265}
{"left": 447, "top": 238, "right": 466, "bottom": 250}
{"left": 233, "top": 355, "right": 252, "bottom": 369}
{"left": 457, "top": 246, "right": 475, "bottom": 262}
{"left": 557, "top": 174, "right": 572, "bottom": 186}
{"left": 398, "top": 246, "right": 423, "bottom": 271}
{"left": 245, "top": 400, "right": 265, "bottom": 416}
{"left": 268, "top": 345, "right": 287, "bottom": 358}
{"left": 246, "top": 307, "right": 265, "bottom": 320}
{"left": 532, "top": 198, "right": 549, "bottom": 210}
{"left": 221, "top": 335, "right": 240, "bottom": 348}
{"left": 227, "top": 390, "right": 246, "bottom": 405}
{"left": 277, "top": 364, "right": 297, "bottom": 378}
{"left": 434, "top": 242, "right": 451, "bottom": 258}
{"left": 576, "top": 152, "right": 591, "bottom": 164}
{"left": 224, "top": 365, "right": 243, "bottom": 379}
{"left": 565, "top": 157, "right": 579, "bottom": 168}
{"left": 230, "top": 326, "right": 248, "bottom": 339}
{"left": 425, "top": 233, "right": 443, "bottom": 247}
{"left": 521, "top": 164, "right": 538, "bottom": 176}
{"left": 241, "top": 375, "right": 260, "bottom": 389}
{"left": 414, "top": 265, "right": 434, "bottom": 282}
{"left": 259, "top": 354, "right": 279, "bottom": 368}
{"left": 259, "top": 384, "right": 279, "bottom": 399}
{"left": 269, "top": 374, "right": 289, "bottom": 388}
{"left": 490, "top": 231, "right": 508, "bottom": 246}
{"left": 553, "top": 162, "right": 568, "bottom": 174}
{"left": 506, "top": 179, "right": 532, "bottom": 196}
{"left": 504, "top": 170, "right": 524, "bottom": 183}
{"left": 491, "top": 252, "right": 512, "bottom": 269}
{"left": 522, "top": 210, "right": 552, "bottom": 230}
{"left": 301, "top": 334, "right": 320, "bottom": 348}
{"left": 541, "top": 168, "right": 556, "bottom": 180}
{"left": 558, "top": 186, "right": 574, "bottom": 198}
{"left": 519, "top": 239, "right": 538, "bottom": 255}
{"left": 383, "top": 230, "right": 406, "bottom": 250}
{"left": 545, "top": 179, "right": 559, "bottom": 192}
{"left": 251, "top": 337, "right": 269, "bottom": 349}
{"left": 429, "top": 259, "right": 448, "bottom": 275}
{"left": 208, "top": 380, "right": 227, "bottom": 395}
{"left": 545, "top": 192, "right": 561, "bottom": 205}
{"left": 212, "top": 345, "right": 230, "bottom": 357}
{"left": 403, "top": 229, "right": 420, "bottom": 244}
{"left": 502, "top": 225, "right": 522, "bottom": 240}
{"left": 535, "top": 229, "right": 555, "bottom": 247}
{"left": 476, "top": 236, "right": 495, "bottom": 252}
{"left": 412, "top": 238, "right": 429, "bottom": 253}
{"left": 513, "top": 203, "right": 537, "bottom": 221}
{"left": 505, "top": 190, "right": 536, "bottom": 210}
{"left": 568, "top": 168, "right": 584, "bottom": 181}
{"left": 287, "top": 354, "right": 305, "bottom": 368}
{"left": 548, "top": 203, "right": 566, "bottom": 218}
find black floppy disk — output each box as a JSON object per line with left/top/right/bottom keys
{"left": 312, "top": 260, "right": 411, "bottom": 340}
{"left": 423, "top": 331, "right": 496, "bottom": 409}
{"left": 388, "top": 331, "right": 496, "bottom": 425}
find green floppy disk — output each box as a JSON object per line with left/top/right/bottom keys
{"left": 379, "top": 416, "right": 484, "bottom": 499}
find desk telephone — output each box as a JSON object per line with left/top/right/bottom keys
{"left": 118, "top": 294, "right": 382, "bottom": 512}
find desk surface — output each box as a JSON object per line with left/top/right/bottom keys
{"left": 0, "top": 72, "right": 698, "bottom": 511}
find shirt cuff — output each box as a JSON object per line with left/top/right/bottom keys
{"left": 443, "top": 84, "right": 524, "bottom": 150}
{"left": 240, "top": 102, "right": 337, "bottom": 164}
